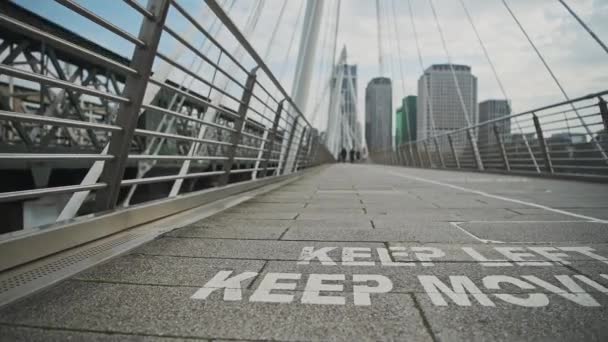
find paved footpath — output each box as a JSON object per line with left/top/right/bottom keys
{"left": 2, "top": 164, "right": 608, "bottom": 341}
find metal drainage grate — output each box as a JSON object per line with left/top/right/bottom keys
{"left": 0, "top": 232, "right": 146, "bottom": 306}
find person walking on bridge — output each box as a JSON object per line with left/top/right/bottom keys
{"left": 340, "top": 148, "right": 347, "bottom": 163}
{"left": 349, "top": 149, "right": 355, "bottom": 163}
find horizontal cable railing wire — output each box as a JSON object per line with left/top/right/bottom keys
{"left": 0, "top": 0, "right": 333, "bottom": 235}
{"left": 370, "top": 90, "right": 608, "bottom": 180}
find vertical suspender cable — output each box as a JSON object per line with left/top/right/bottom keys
{"left": 428, "top": 0, "right": 474, "bottom": 128}
{"left": 406, "top": 0, "right": 438, "bottom": 140}
{"left": 375, "top": 0, "right": 385, "bottom": 76}
{"left": 389, "top": 0, "right": 413, "bottom": 145}
{"left": 381, "top": 0, "right": 397, "bottom": 150}
{"left": 502, "top": 0, "right": 607, "bottom": 161}
{"left": 457, "top": 0, "right": 540, "bottom": 172}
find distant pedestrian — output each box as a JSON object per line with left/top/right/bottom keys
{"left": 356, "top": 150, "right": 361, "bottom": 161}
{"left": 340, "top": 148, "right": 347, "bottom": 163}
{"left": 349, "top": 149, "right": 355, "bottom": 163}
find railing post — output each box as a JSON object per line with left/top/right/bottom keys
{"left": 399, "top": 146, "right": 408, "bottom": 166}
{"left": 423, "top": 141, "right": 433, "bottom": 168}
{"left": 281, "top": 117, "right": 298, "bottom": 174}
{"left": 493, "top": 124, "right": 511, "bottom": 172}
{"left": 291, "top": 127, "right": 307, "bottom": 173}
{"left": 260, "top": 99, "right": 283, "bottom": 177}
{"left": 447, "top": 134, "right": 460, "bottom": 169}
{"left": 308, "top": 132, "right": 319, "bottom": 166}
{"left": 532, "top": 113, "right": 554, "bottom": 174}
{"left": 302, "top": 128, "right": 313, "bottom": 169}
{"left": 95, "top": 0, "right": 170, "bottom": 211}
{"left": 219, "top": 67, "right": 258, "bottom": 185}
{"left": 600, "top": 96, "right": 608, "bottom": 132}
{"left": 467, "top": 128, "right": 484, "bottom": 171}
{"left": 434, "top": 137, "right": 445, "bottom": 168}
{"left": 415, "top": 143, "right": 424, "bottom": 167}
{"left": 408, "top": 144, "right": 416, "bottom": 167}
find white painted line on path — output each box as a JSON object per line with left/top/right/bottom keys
{"left": 449, "top": 222, "right": 505, "bottom": 244}
{"left": 386, "top": 171, "right": 608, "bottom": 224}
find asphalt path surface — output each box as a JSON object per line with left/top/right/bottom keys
{"left": 1, "top": 164, "right": 608, "bottom": 341}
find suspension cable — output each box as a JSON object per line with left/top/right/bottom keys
{"left": 406, "top": 0, "right": 438, "bottom": 139}
{"left": 262, "top": 0, "right": 288, "bottom": 61}
{"left": 457, "top": 0, "right": 540, "bottom": 173}
{"left": 557, "top": 0, "right": 608, "bottom": 55}
{"left": 379, "top": 0, "right": 398, "bottom": 150}
{"left": 428, "top": 0, "right": 474, "bottom": 128}
{"left": 501, "top": 0, "right": 574, "bottom": 132}
{"left": 307, "top": 0, "right": 335, "bottom": 126}
{"left": 389, "top": 0, "right": 413, "bottom": 144}
{"left": 502, "top": 0, "right": 607, "bottom": 161}
{"left": 311, "top": 1, "right": 334, "bottom": 120}
{"left": 375, "top": 0, "right": 385, "bottom": 76}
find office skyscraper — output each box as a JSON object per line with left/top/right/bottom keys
{"left": 478, "top": 99, "right": 511, "bottom": 146}
{"left": 417, "top": 64, "right": 477, "bottom": 141}
{"left": 365, "top": 77, "right": 392, "bottom": 151}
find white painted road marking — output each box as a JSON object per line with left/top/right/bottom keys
{"left": 190, "top": 245, "right": 608, "bottom": 307}
{"left": 295, "top": 246, "right": 608, "bottom": 266}
{"left": 386, "top": 170, "right": 608, "bottom": 223}
{"left": 450, "top": 222, "right": 505, "bottom": 244}
{"left": 191, "top": 271, "right": 608, "bottom": 307}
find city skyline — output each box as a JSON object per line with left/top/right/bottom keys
{"left": 365, "top": 77, "right": 392, "bottom": 151}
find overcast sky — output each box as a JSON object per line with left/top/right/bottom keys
{"left": 14, "top": 0, "right": 608, "bottom": 136}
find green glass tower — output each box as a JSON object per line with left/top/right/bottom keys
{"left": 395, "top": 96, "right": 417, "bottom": 145}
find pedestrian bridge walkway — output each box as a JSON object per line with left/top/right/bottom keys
{"left": 1, "top": 164, "right": 608, "bottom": 341}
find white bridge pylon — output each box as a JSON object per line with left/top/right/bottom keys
{"left": 312, "top": 47, "right": 364, "bottom": 158}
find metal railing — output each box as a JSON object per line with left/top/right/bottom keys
{"left": 0, "top": 0, "right": 332, "bottom": 234}
{"left": 370, "top": 90, "right": 608, "bottom": 180}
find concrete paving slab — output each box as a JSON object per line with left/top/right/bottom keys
{"left": 187, "top": 218, "right": 292, "bottom": 229}
{"left": 297, "top": 207, "right": 366, "bottom": 214}
{"left": 567, "top": 261, "right": 608, "bottom": 279}
{"left": 415, "top": 293, "right": 608, "bottom": 342}
{"left": 514, "top": 207, "right": 608, "bottom": 220}
{"left": 247, "top": 197, "right": 309, "bottom": 204}
{"left": 253, "top": 260, "right": 603, "bottom": 294}
{"left": 295, "top": 211, "right": 369, "bottom": 220}
{"left": 0, "top": 281, "right": 432, "bottom": 341}
{"left": 304, "top": 202, "right": 365, "bottom": 209}
{"left": 75, "top": 255, "right": 265, "bottom": 287}
{"left": 386, "top": 242, "right": 608, "bottom": 263}
{"left": 134, "top": 237, "right": 384, "bottom": 261}
{"left": 0, "top": 325, "right": 198, "bottom": 342}
{"left": 209, "top": 212, "right": 299, "bottom": 220}
{"left": 282, "top": 225, "right": 476, "bottom": 243}
{"left": 3, "top": 164, "right": 608, "bottom": 340}
{"left": 167, "top": 224, "right": 288, "bottom": 240}
{"left": 288, "top": 218, "right": 374, "bottom": 230}
{"left": 222, "top": 203, "right": 306, "bottom": 213}
{"left": 459, "top": 221, "right": 608, "bottom": 243}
